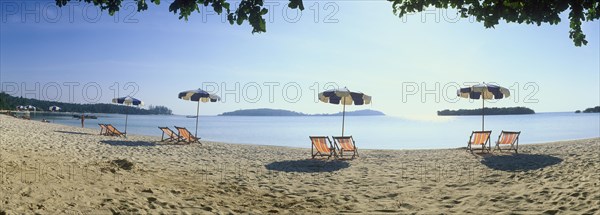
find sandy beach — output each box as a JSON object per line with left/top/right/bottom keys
{"left": 0, "top": 114, "right": 598, "bottom": 214}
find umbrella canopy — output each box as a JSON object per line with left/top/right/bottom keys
{"left": 457, "top": 83, "right": 510, "bottom": 131}
{"left": 112, "top": 96, "right": 144, "bottom": 136}
{"left": 178, "top": 89, "right": 221, "bottom": 102}
{"left": 49, "top": 106, "right": 61, "bottom": 111}
{"left": 319, "top": 87, "right": 372, "bottom": 105}
{"left": 318, "top": 87, "right": 371, "bottom": 136}
{"left": 25, "top": 105, "right": 37, "bottom": 111}
{"left": 178, "top": 89, "right": 221, "bottom": 138}
{"left": 112, "top": 96, "right": 144, "bottom": 106}
{"left": 458, "top": 84, "right": 510, "bottom": 100}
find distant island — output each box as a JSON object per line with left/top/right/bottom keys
{"left": 575, "top": 106, "right": 600, "bottom": 113}
{"left": 220, "top": 109, "right": 304, "bottom": 116}
{"left": 0, "top": 92, "right": 172, "bottom": 115}
{"left": 219, "top": 108, "right": 385, "bottom": 116}
{"left": 438, "top": 107, "right": 535, "bottom": 116}
{"left": 312, "top": 109, "right": 385, "bottom": 116}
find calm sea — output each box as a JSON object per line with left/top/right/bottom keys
{"left": 28, "top": 112, "right": 600, "bottom": 149}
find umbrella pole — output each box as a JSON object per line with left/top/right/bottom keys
{"left": 125, "top": 106, "right": 129, "bottom": 138}
{"left": 195, "top": 101, "right": 200, "bottom": 138}
{"left": 342, "top": 99, "right": 346, "bottom": 137}
{"left": 482, "top": 97, "right": 485, "bottom": 131}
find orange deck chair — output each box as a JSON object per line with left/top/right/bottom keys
{"left": 467, "top": 131, "right": 492, "bottom": 153}
{"left": 98, "top": 124, "right": 109, "bottom": 135}
{"left": 158, "top": 127, "right": 178, "bottom": 142}
{"left": 309, "top": 136, "right": 336, "bottom": 159}
{"left": 494, "top": 131, "right": 521, "bottom": 153}
{"left": 106, "top": 124, "right": 126, "bottom": 137}
{"left": 332, "top": 136, "right": 359, "bottom": 159}
{"left": 175, "top": 126, "right": 200, "bottom": 144}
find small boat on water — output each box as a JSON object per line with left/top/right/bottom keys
{"left": 186, "top": 115, "right": 198, "bottom": 118}
{"left": 73, "top": 115, "right": 98, "bottom": 119}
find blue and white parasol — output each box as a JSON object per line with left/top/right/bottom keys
{"left": 49, "top": 106, "right": 61, "bottom": 111}
{"left": 458, "top": 83, "right": 511, "bottom": 131}
{"left": 112, "top": 96, "right": 144, "bottom": 106}
{"left": 178, "top": 89, "right": 221, "bottom": 137}
{"left": 319, "top": 87, "right": 372, "bottom": 136}
{"left": 112, "top": 96, "right": 144, "bottom": 136}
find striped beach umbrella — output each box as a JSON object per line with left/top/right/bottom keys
{"left": 178, "top": 89, "right": 221, "bottom": 138}
{"left": 48, "top": 106, "right": 61, "bottom": 123}
{"left": 319, "top": 87, "right": 372, "bottom": 136}
{"left": 112, "top": 96, "right": 144, "bottom": 106}
{"left": 112, "top": 96, "right": 144, "bottom": 136}
{"left": 458, "top": 83, "right": 510, "bottom": 131}
{"left": 49, "top": 106, "right": 61, "bottom": 111}
{"left": 26, "top": 105, "right": 37, "bottom": 111}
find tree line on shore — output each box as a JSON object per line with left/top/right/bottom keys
{"left": 437, "top": 107, "right": 535, "bottom": 116}
{"left": 0, "top": 92, "right": 172, "bottom": 115}
{"left": 575, "top": 106, "right": 600, "bottom": 113}
{"left": 219, "top": 108, "right": 385, "bottom": 116}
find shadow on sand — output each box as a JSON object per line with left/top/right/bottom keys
{"left": 100, "top": 140, "right": 157, "bottom": 147}
{"left": 481, "top": 154, "right": 563, "bottom": 172}
{"left": 54, "top": 130, "right": 92, "bottom": 136}
{"left": 265, "top": 159, "right": 350, "bottom": 173}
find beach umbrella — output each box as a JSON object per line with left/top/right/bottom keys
{"left": 49, "top": 106, "right": 61, "bottom": 112}
{"left": 112, "top": 96, "right": 144, "bottom": 136}
{"left": 178, "top": 89, "right": 221, "bottom": 137}
{"left": 48, "top": 106, "right": 61, "bottom": 123}
{"left": 319, "top": 87, "right": 372, "bottom": 136}
{"left": 458, "top": 83, "right": 510, "bottom": 131}
{"left": 26, "top": 105, "right": 37, "bottom": 111}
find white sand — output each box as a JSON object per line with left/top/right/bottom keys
{"left": 0, "top": 114, "right": 599, "bottom": 214}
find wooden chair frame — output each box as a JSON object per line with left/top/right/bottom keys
{"left": 174, "top": 126, "right": 201, "bottom": 144}
{"left": 106, "top": 124, "right": 126, "bottom": 137}
{"left": 309, "top": 136, "right": 337, "bottom": 159}
{"left": 98, "top": 124, "right": 109, "bottom": 135}
{"left": 158, "top": 126, "right": 178, "bottom": 142}
{"left": 467, "top": 131, "right": 492, "bottom": 153}
{"left": 494, "top": 130, "right": 521, "bottom": 153}
{"left": 332, "top": 136, "right": 359, "bottom": 159}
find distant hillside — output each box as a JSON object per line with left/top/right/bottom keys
{"left": 0, "top": 92, "right": 172, "bottom": 115}
{"left": 575, "top": 106, "right": 600, "bottom": 113}
{"left": 219, "top": 108, "right": 385, "bottom": 116}
{"left": 438, "top": 107, "right": 535, "bottom": 116}
{"left": 220, "top": 108, "right": 305, "bottom": 116}
{"left": 313, "top": 109, "right": 385, "bottom": 116}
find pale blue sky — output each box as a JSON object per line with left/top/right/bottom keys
{"left": 1, "top": 1, "right": 599, "bottom": 117}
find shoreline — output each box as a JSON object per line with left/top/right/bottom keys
{"left": 16, "top": 113, "right": 600, "bottom": 151}
{"left": 5, "top": 114, "right": 600, "bottom": 150}
{"left": 5, "top": 113, "right": 596, "bottom": 153}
